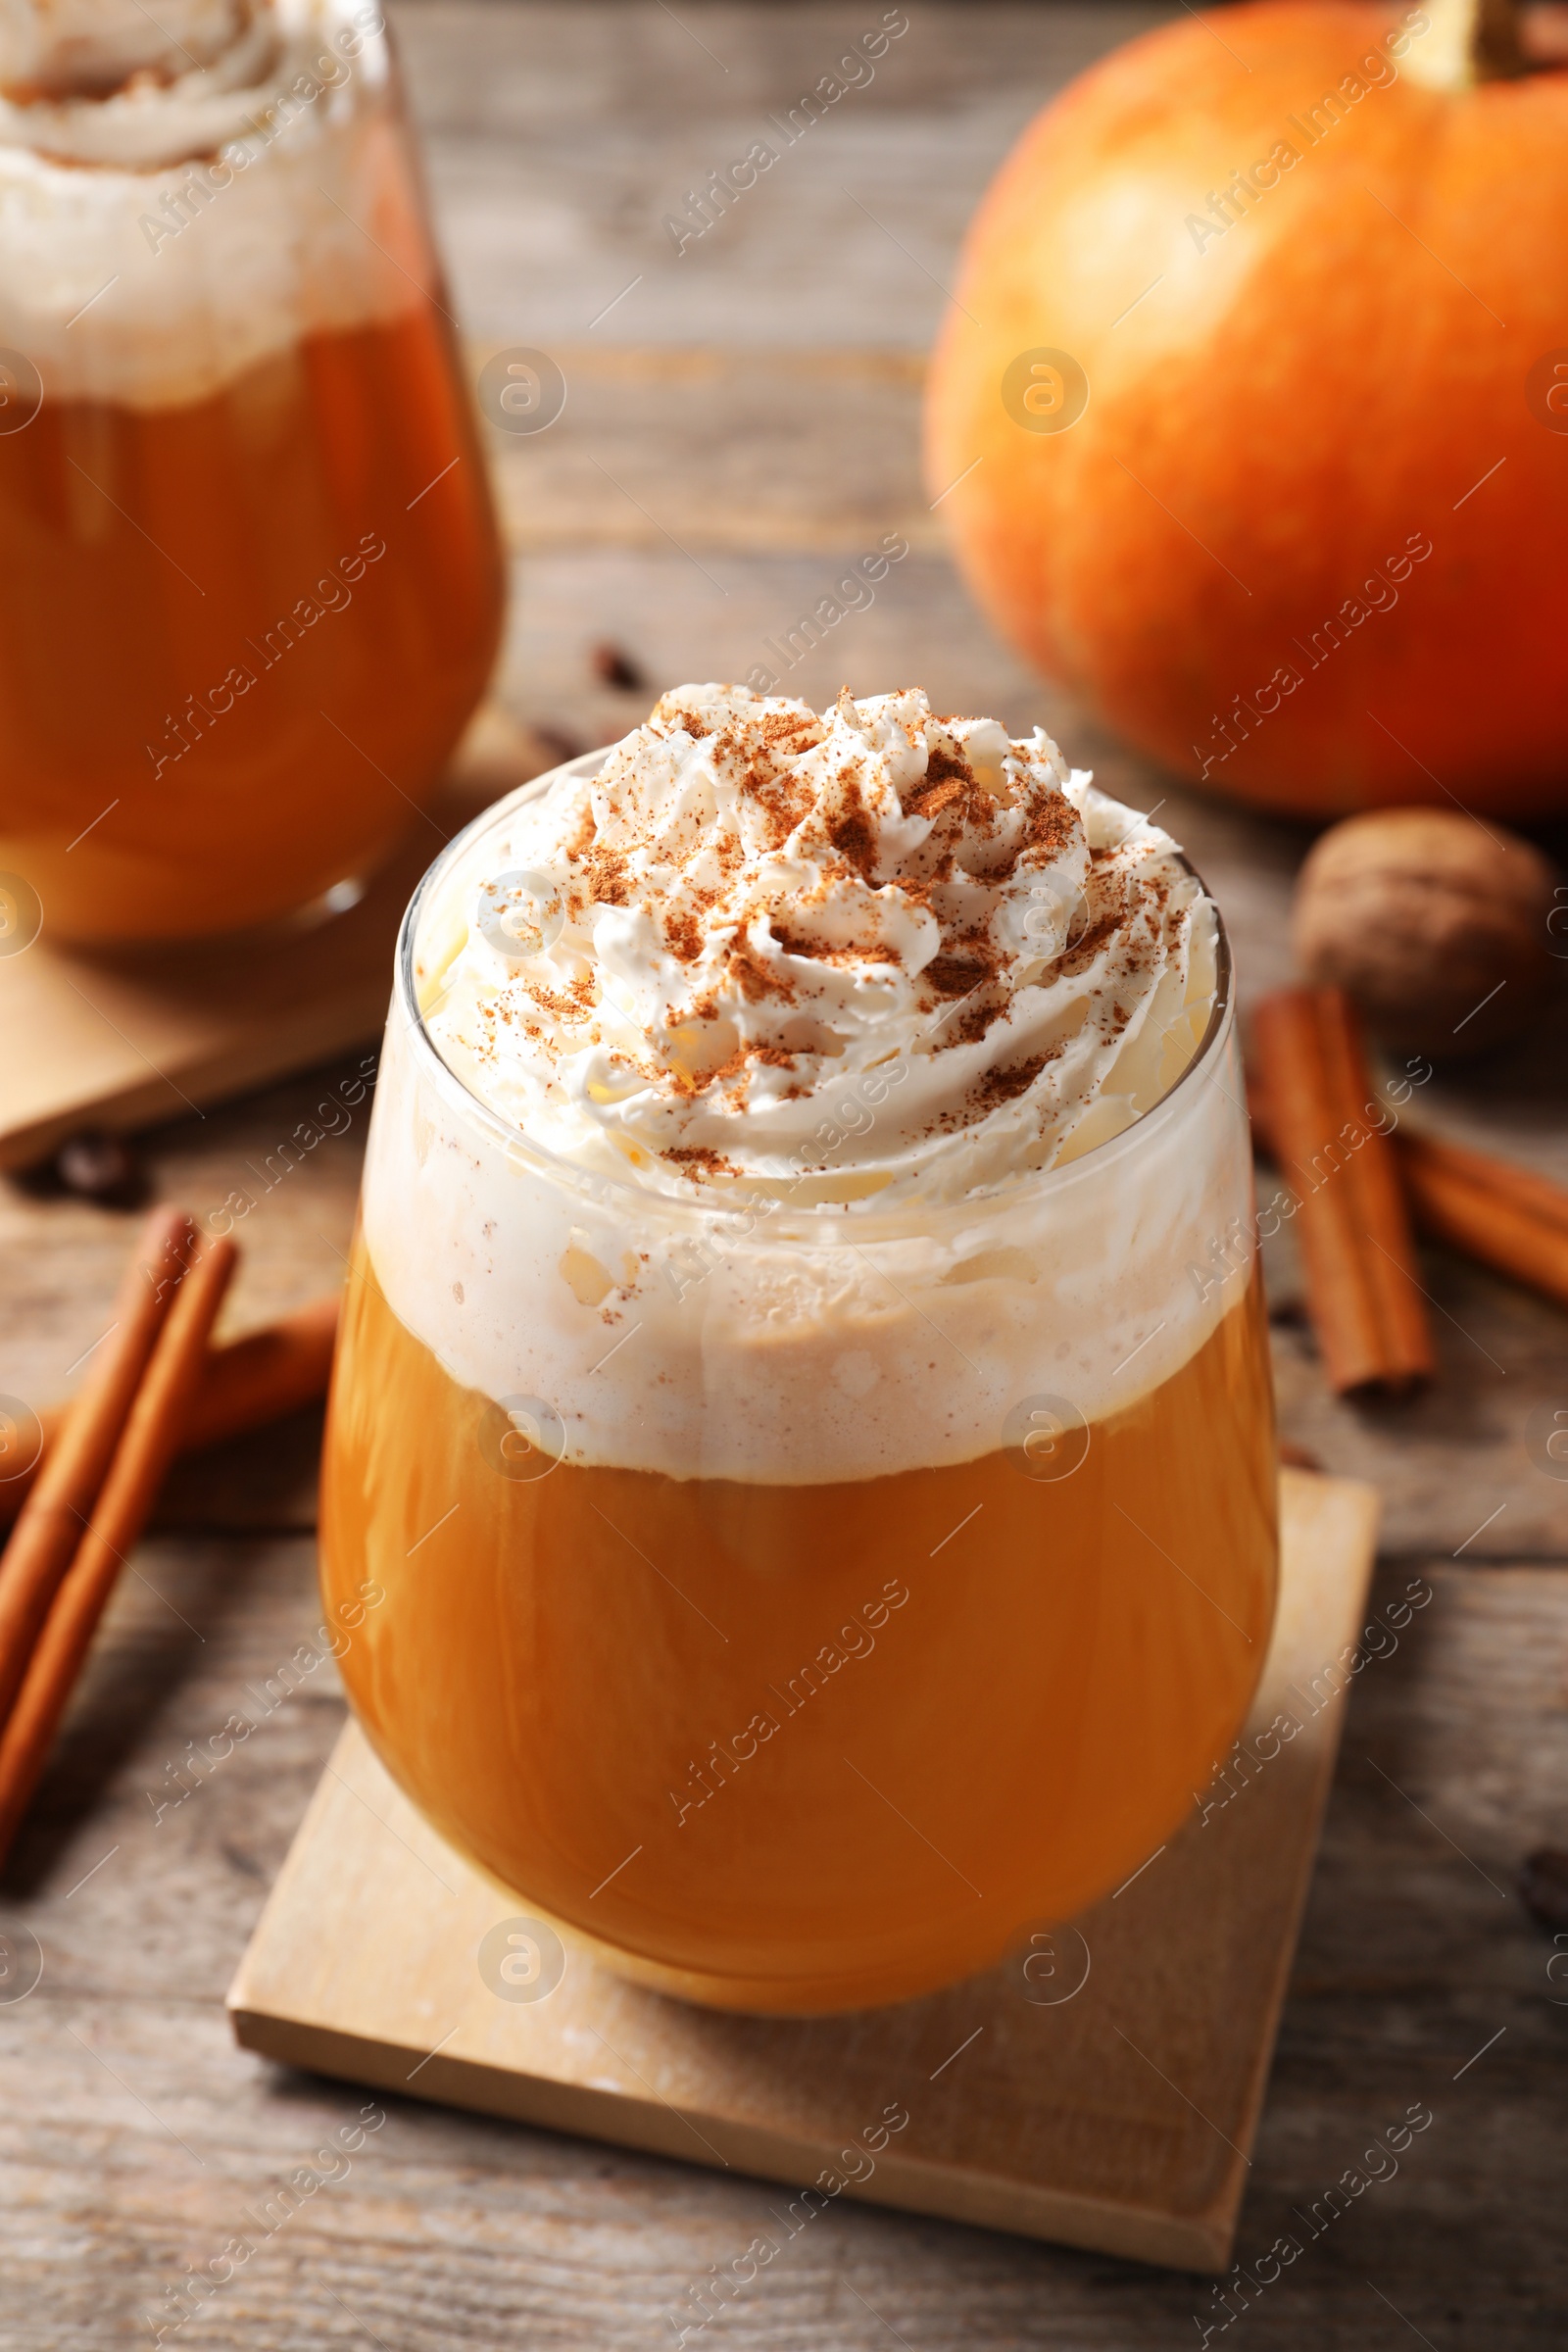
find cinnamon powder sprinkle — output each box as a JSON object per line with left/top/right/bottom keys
{"left": 438, "top": 684, "right": 1205, "bottom": 1197}
{"left": 662, "top": 1145, "right": 741, "bottom": 1179}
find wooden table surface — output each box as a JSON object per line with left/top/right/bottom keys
{"left": 3, "top": 7, "right": 1566, "bottom": 2345}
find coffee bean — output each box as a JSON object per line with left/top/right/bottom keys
{"left": 1518, "top": 1845, "right": 1568, "bottom": 1933}
{"left": 54, "top": 1128, "right": 146, "bottom": 1207}
{"left": 1267, "top": 1296, "right": 1310, "bottom": 1330}
{"left": 590, "top": 641, "right": 646, "bottom": 692}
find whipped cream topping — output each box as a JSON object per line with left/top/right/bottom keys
{"left": 0, "top": 0, "right": 422, "bottom": 410}
{"left": 0, "top": 0, "right": 250, "bottom": 101}
{"left": 418, "top": 686, "right": 1219, "bottom": 1208}
{"left": 0, "top": 0, "right": 351, "bottom": 159}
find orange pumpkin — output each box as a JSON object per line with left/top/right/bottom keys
{"left": 924, "top": 0, "right": 1568, "bottom": 818}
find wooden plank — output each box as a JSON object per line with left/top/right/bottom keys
{"left": 3, "top": 1541, "right": 1562, "bottom": 2350}
{"left": 476, "top": 345, "right": 934, "bottom": 555}
{"left": 226, "top": 1472, "right": 1378, "bottom": 2275}
{"left": 6, "top": 1543, "right": 1560, "bottom": 2352}
{"left": 399, "top": 2, "right": 1179, "bottom": 351}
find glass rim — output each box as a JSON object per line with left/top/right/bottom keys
{"left": 393, "top": 747, "right": 1236, "bottom": 1242}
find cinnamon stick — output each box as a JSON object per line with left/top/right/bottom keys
{"left": 1397, "top": 1131, "right": 1568, "bottom": 1312}
{"left": 0, "top": 1232, "right": 238, "bottom": 1869}
{"left": 0, "top": 1292, "right": 340, "bottom": 1531}
{"left": 0, "top": 1204, "right": 192, "bottom": 1727}
{"left": 1256, "top": 1023, "right": 1568, "bottom": 1318}
{"left": 1314, "top": 991, "right": 1435, "bottom": 1383}
{"left": 1250, "top": 988, "right": 1434, "bottom": 1396}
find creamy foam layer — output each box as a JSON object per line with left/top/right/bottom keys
{"left": 358, "top": 706, "right": 1256, "bottom": 1487}
{"left": 418, "top": 687, "right": 1219, "bottom": 1208}
{"left": 0, "top": 0, "right": 428, "bottom": 409}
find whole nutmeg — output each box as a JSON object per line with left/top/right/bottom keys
{"left": 1293, "top": 809, "right": 1560, "bottom": 1058}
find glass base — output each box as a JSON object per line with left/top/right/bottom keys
{"left": 41, "top": 865, "right": 379, "bottom": 966}
{"left": 561, "top": 1920, "right": 1019, "bottom": 2017}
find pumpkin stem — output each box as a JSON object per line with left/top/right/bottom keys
{"left": 1404, "top": 0, "right": 1527, "bottom": 87}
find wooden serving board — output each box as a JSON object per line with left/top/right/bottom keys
{"left": 0, "top": 708, "right": 554, "bottom": 1174}
{"left": 227, "top": 1469, "right": 1379, "bottom": 2275}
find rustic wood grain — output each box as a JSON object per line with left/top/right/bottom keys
{"left": 399, "top": 1, "right": 1177, "bottom": 351}
{"left": 1, "top": 2, "right": 1566, "bottom": 2341}
{"left": 2, "top": 1542, "right": 1563, "bottom": 2348}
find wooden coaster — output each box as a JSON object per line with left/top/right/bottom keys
{"left": 0, "top": 708, "right": 555, "bottom": 1173}
{"left": 228, "top": 1470, "right": 1378, "bottom": 2273}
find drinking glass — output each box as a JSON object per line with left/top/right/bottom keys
{"left": 320, "top": 756, "right": 1278, "bottom": 2014}
{"left": 0, "top": 0, "right": 504, "bottom": 943}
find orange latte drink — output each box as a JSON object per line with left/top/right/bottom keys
{"left": 0, "top": 0, "right": 503, "bottom": 942}
{"left": 321, "top": 688, "right": 1277, "bottom": 2013}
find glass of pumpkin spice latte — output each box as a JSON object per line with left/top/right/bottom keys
{"left": 319, "top": 684, "right": 1277, "bottom": 2015}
